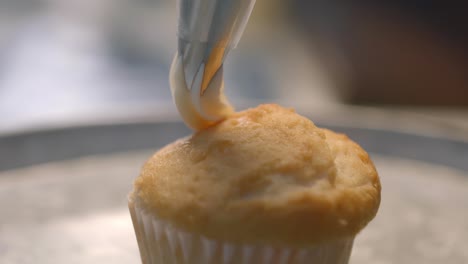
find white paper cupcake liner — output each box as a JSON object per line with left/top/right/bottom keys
{"left": 129, "top": 202, "right": 354, "bottom": 264}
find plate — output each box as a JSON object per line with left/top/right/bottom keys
{"left": 1, "top": 120, "right": 467, "bottom": 263}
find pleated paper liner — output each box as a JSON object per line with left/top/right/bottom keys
{"left": 129, "top": 202, "right": 354, "bottom": 264}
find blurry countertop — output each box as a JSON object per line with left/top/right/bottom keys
{"left": 0, "top": 1, "right": 467, "bottom": 140}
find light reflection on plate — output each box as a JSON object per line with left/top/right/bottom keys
{"left": 1, "top": 151, "right": 467, "bottom": 264}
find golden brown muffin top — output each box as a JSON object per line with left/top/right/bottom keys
{"left": 130, "top": 104, "right": 380, "bottom": 246}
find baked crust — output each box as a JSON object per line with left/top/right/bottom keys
{"left": 131, "top": 104, "right": 381, "bottom": 246}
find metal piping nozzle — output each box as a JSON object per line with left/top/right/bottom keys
{"left": 176, "top": 0, "right": 256, "bottom": 113}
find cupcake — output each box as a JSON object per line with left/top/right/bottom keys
{"left": 128, "top": 104, "right": 381, "bottom": 264}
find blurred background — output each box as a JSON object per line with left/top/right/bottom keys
{"left": 1, "top": 1, "right": 468, "bottom": 263}
{"left": 1, "top": 0, "right": 466, "bottom": 132}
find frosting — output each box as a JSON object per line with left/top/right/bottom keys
{"left": 170, "top": 52, "right": 234, "bottom": 130}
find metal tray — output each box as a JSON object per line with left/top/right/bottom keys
{"left": 1, "top": 117, "right": 467, "bottom": 264}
